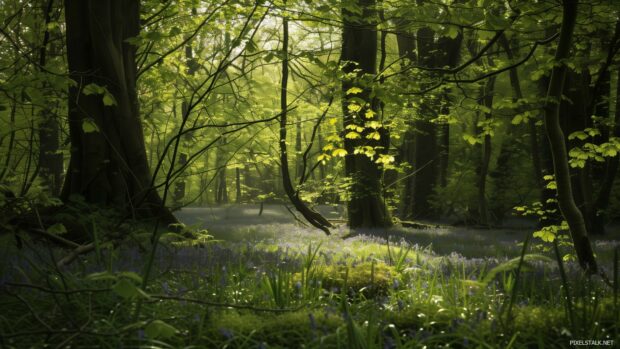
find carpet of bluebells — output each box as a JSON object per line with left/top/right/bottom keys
{"left": 1, "top": 212, "right": 619, "bottom": 348}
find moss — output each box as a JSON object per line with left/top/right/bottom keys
{"left": 205, "top": 310, "right": 343, "bottom": 348}
{"left": 321, "top": 261, "right": 397, "bottom": 297}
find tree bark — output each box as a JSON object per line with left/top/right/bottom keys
{"left": 62, "top": 0, "right": 177, "bottom": 224}
{"left": 235, "top": 167, "right": 241, "bottom": 203}
{"left": 215, "top": 138, "right": 228, "bottom": 204}
{"left": 174, "top": 25, "right": 199, "bottom": 206}
{"left": 278, "top": 4, "right": 332, "bottom": 234}
{"left": 591, "top": 68, "right": 620, "bottom": 235}
{"left": 436, "top": 35, "right": 462, "bottom": 188}
{"left": 542, "top": 1, "right": 597, "bottom": 273}
{"left": 396, "top": 23, "right": 461, "bottom": 219}
{"left": 491, "top": 35, "right": 542, "bottom": 224}
{"left": 341, "top": 0, "right": 392, "bottom": 228}
{"left": 477, "top": 75, "right": 496, "bottom": 227}
{"left": 38, "top": 0, "right": 63, "bottom": 196}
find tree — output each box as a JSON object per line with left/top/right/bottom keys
{"left": 37, "top": 0, "right": 63, "bottom": 196}
{"left": 542, "top": 0, "right": 597, "bottom": 273}
{"left": 341, "top": 0, "right": 391, "bottom": 227}
{"left": 279, "top": 2, "right": 332, "bottom": 234}
{"left": 62, "top": 0, "right": 176, "bottom": 224}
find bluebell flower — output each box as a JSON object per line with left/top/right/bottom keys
{"left": 161, "top": 281, "right": 170, "bottom": 295}
{"left": 308, "top": 313, "right": 317, "bottom": 331}
{"left": 219, "top": 328, "right": 234, "bottom": 340}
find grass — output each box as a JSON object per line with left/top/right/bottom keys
{"left": 0, "top": 221, "right": 618, "bottom": 348}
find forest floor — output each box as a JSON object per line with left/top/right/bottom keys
{"left": 1, "top": 205, "right": 619, "bottom": 348}
{"left": 177, "top": 204, "right": 620, "bottom": 259}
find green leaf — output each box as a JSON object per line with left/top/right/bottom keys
{"left": 568, "top": 131, "right": 588, "bottom": 141}
{"left": 112, "top": 279, "right": 137, "bottom": 298}
{"left": 118, "top": 272, "right": 143, "bottom": 284}
{"left": 462, "top": 134, "right": 478, "bottom": 145}
{"left": 82, "top": 83, "right": 104, "bottom": 96}
{"left": 364, "top": 109, "right": 376, "bottom": 119}
{"left": 481, "top": 254, "right": 553, "bottom": 285}
{"left": 332, "top": 148, "right": 348, "bottom": 157}
{"left": 366, "top": 131, "right": 381, "bottom": 140}
{"left": 346, "top": 87, "right": 363, "bottom": 95}
{"left": 169, "top": 27, "right": 182, "bottom": 36}
{"left": 86, "top": 271, "right": 117, "bottom": 281}
{"left": 46, "top": 223, "right": 67, "bottom": 235}
{"left": 112, "top": 279, "right": 150, "bottom": 299}
{"left": 347, "top": 103, "right": 362, "bottom": 113}
{"left": 446, "top": 25, "right": 459, "bottom": 39}
{"left": 145, "top": 320, "right": 177, "bottom": 339}
{"left": 345, "top": 131, "right": 361, "bottom": 139}
{"left": 102, "top": 92, "right": 117, "bottom": 106}
{"left": 82, "top": 119, "right": 99, "bottom": 133}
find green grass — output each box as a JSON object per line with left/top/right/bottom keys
{"left": 0, "top": 225, "right": 618, "bottom": 348}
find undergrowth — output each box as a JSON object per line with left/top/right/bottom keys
{"left": 0, "top": 226, "right": 618, "bottom": 348}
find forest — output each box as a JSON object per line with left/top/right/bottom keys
{"left": 0, "top": 0, "right": 619, "bottom": 347}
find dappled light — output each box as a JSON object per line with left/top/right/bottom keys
{"left": 1, "top": 0, "right": 619, "bottom": 347}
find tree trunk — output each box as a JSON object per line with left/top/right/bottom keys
{"left": 397, "top": 24, "right": 461, "bottom": 219}
{"left": 491, "top": 35, "right": 542, "bottom": 224}
{"left": 37, "top": 0, "right": 63, "bottom": 196}
{"left": 173, "top": 30, "right": 198, "bottom": 206}
{"left": 591, "top": 68, "right": 620, "bottom": 235}
{"left": 173, "top": 153, "right": 187, "bottom": 205}
{"left": 215, "top": 137, "right": 228, "bottom": 204}
{"left": 62, "top": 0, "right": 176, "bottom": 224}
{"left": 341, "top": 0, "right": 391, "bottom": 228}
{"left": 279, "top": 5, "right": 332, "bottom": 234}
{"left": 0, "top": 100, "right": 17, "bottom": 183}
{"left": 477, "top": 75, "right": 496, "bottom": 227}
{"left": 436, "top": 35, "right": 462, "bottom": 188}
{"left": 542, "top": 1, "right": 597, "bottom": 273}
{"left": 560, "top": 70, "right": 596, "bottom": 233}
{"left": 235, "top": 167, "right": 241, "bottom": 203}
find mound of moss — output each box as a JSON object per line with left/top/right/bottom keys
{"left": 321, "top": 261, "right": 398, "bottom": 297}
{"left": 205, "top": 310, "right": 343, "bottom": 347}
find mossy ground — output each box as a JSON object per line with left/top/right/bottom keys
{"left": 0, "top": 222, "right": 618, "bottom": 348}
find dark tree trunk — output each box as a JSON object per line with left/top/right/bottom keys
{"left": 410, "top": 26, "right": 439, "bottom": 220}
{"left": 591, "top": 68, "right": 620, "bottom": 235}
{"left": 38, "top": 0, "right": 63, "bottom": 196}
{"left": 217, "top": 168, "right": 228, "bottom": 204}
{"left": 491, "top": 35, "right": 541, "bottom": 224}
{"left": 341, "top": 0, "right": 391, "bottom": 228}
{"left": 317, "top": 124, "right": 326, "bottom": 181}
{"left": 295, "top": 115, "right": 303, "bottom": 178}
{"left": 477, "top": 75, "right": 496, "bottom": 227}
{"left": 62, "top": 0, "right": 176, "bottom": 224}
{"left": 235, "top": 167, "right": 241, "bottom": 203}
{"left": 538, "top": 76, "right": 562, "bottom": 226}
{"left": 215, "top": 137, "right": 228, "bottom": 204}
{"left": 560, "top": 70, "right": 595, "bottom": 232}
{"left": 542, "top": 1, "right": 597, "bottom": 273}
{"left": 279, "top": 6, "right": 332, "bottom": 234}
{"left": 395, "top": 29, "right": 416, "bottom": 219}
{"left": 173, "top": 153, "right": 187, "bottom": 205}
{"left": 0, "top": 100, "right": 17, "bottom": 182}
{"left": 587, "top": 24, "right": 618, "bottom": 235}
{"left": 173, "top": 32, "right": 198, "bottom": 206}
{"left": 436, "top": 35, "right": 462, "bottom": 188}
{"left": 397, "top": 24, "right": 461, "bottom": 220}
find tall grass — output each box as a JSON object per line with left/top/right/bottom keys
{"left": 0, "top": 227, "right": 618, "bottom": 348}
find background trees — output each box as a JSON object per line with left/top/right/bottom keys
{"left": 1, "top": 0, "right": 620, "bottom": 267}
